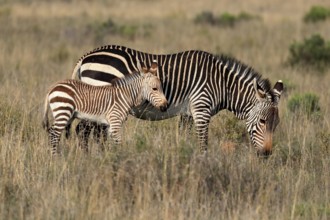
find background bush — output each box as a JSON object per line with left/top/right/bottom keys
{"left": 91, "top": 18, "right": 152, "bottom": 43}
{"left": 194, "top": 11, "right": 258, "bottom": 27}
{"left": 304, "top": 5, "right": 330, "bottom": 22}
{"left": 289, "top": 34, "right": 330, "bottom": 70}
{"left": 287, "top": 93, "right": 321, "bottom": 116}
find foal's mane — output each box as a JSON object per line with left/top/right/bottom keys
{"left": 110, "top": 71, "right": 142, "bottom": 87}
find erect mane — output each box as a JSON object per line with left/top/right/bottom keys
{"left": 111, "top": 71, "right": 142, "bottom": 87}
{"left": 216, "top": 55, "right": 275, "bottom": 101}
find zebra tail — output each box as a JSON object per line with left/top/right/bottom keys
{"left": 42, "top": 94, "right": 50, "bottom": 130}
{"left": 71, "top": 59, "right": 82, "bottom": 80}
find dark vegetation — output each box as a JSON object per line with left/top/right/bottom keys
{"left": 303, "top": 5, "right": 330, "bottom": 23}
{"left": 194, "top": 11, "right": 259, "bottom": 27}
{"left": 289, "top": 34, "right": 330, "bottom": 70}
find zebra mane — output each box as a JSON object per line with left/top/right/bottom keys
{"left": 216, "top": 55, "right": 275, "bottom": 100}
{"left": 111, "top": 71, "right": 142, "bottom": 87}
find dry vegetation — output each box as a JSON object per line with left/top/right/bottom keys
{"left": 0, "top": 0, "right": 329, "bottom": 219}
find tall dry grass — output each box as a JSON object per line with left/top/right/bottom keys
{"left": 0, "top": 0, "right": 329, "bottom": 219}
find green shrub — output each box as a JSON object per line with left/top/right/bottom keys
{"left": 92, "top": 18, "right": 118, "bottom": 41}
{"left": 237, "top": 12, "right": 256, "bottom": 20}
{"left": 289, "top": 34, "right": 330, "bottom": 69}
{"left": 217, "top": 12, "right": 236, "bottom": 27}
{"left": 194, "top": 11, "right": 258, "bottom": 27}
{"left": 91, "top": 18, "right": 150, "bottom": 42}
{"left": 304, "top": 6, "right": 330, "bottom": 23}
{"left": 281, "top": 79, "right": 296, "bottom": 94}
{"left": 194, "top": 11, "right": 216, "bottom": 25}
{"left": 287, "top": 93, "right": 321, "bottom": 116}
{"left": 117, "top": 24, "right": 138, "bottom": 40}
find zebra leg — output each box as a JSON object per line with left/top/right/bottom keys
{"left": 191, "top": 108, "right": 211, "bottom": 154}
{"left": 108, "top": 118, "right": 123, "bottom": 146}
{"left": 93, "top": 123, "right": 109, "bottom": 151}
{"left": 108, "top": 127, "right": 122, "bottom": 145}
{"left": 65, "top": 121, "right": 72, "bottom": 139}
{"left": 179, "top": 114, "right": 194, "bottom": 136}
{"left": 75, "top": 119, "right": 94, "bottom": 152}
{"left": 48, "top": 125, "right": 64, "bottom": 156}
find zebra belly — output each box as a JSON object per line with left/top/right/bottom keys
{"left": 76, "top": 112, "right": 109, "bottom": 125}
{"left": 131, "top": 100, "right": 191, "bottom": 121}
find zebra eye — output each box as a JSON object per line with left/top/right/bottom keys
{"left": 260, "top": 119, "right": 266, "bottom": 124}
{"left": 152, "top": 87, "right": 158, "bottom": 91}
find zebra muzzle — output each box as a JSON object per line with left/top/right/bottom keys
{"left": 159, "top": 102, "right": 168, "bottom": 112}
{"left": 259, "top": 131, "right": 273, "bottom": 157}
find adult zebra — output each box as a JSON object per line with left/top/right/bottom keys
{"left": 71, "top": 45, "right": 283, "bottom": 156}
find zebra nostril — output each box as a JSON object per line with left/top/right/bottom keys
{"left": 160, "top": 104, "right": 168, "bottom": 112}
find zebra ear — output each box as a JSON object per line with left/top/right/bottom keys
{"left": 149, "top": 61, "right": 158, "bottom": 76}
{"left": 253, "top": 78, "right": 266, "bottom": 101}
{"left": 142, "top": 66, "right": 148, "bottom": 74}
{"left": 137, "top": 59, "right": 148, "bottom": 74}
{"left": 273, "top": 80, "right": 283, "bottom": 104}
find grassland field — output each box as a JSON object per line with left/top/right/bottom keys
{"left": 0, "top": 0, "right": 329, "bottom": 219}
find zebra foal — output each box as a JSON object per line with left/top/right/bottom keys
{"left": 43, "top": 62, "right": 167, "bottom": 155}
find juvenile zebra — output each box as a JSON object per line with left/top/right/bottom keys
{"left": 43, "top": 62, "right": 168, "bottom": 155}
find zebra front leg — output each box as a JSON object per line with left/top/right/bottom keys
{"left": 179, "top": 114, "right": 194, "bottom": 136}
{"left": 191, "top": 109, "right": 211, "bottom": 154}
{"left": 108, "top": 126, "right": 122, "bottom": 145}
{"left": 107, "top": 117, "right": 124, "bottom": 146}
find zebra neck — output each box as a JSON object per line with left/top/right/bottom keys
{"left": 116, "top": 80, "right": 143, "bottom": 108}
{"left": 226, "top": 83, "right": 259, "bottom": 120}
{"left": 220, "top": 76, "right": 258, "bottom": 121}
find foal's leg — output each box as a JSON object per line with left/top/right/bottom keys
{"left": 93, "top": 123, "right": 109, "bottom": 151}
{"left": 48, "top": 118, "right": 71, "bottom": 156}
{"left": 48, "top": 125, "right": 62, "bottom": 155}
{"left": 107, "top": 117, "right": 124, "bottom": 146}
{"left": 75, "top": 119, "right": 95, "bottom": 152}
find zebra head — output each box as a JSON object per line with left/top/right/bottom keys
{"left": 246, "top": 79, "right": 283, "bottom": 157}
{"left": 141, "top": 62, "right": 168, "bottom": 112}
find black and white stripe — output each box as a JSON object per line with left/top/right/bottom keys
{"left": 43, "top": 63, "right": 168, "bottom": 155}
{"left": 71, "top": 45, "right": 283, "bottom": 155}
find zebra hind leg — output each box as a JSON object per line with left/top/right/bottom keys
{"left": 48, "top": 126, "right": 63, "bottom": 156}
{"left": 93, "top": 123, "right": 109, "bottom": 151}
{"left": 75, "top": 119, "right": 94, "bottom": 152}
{"left": 65, "top": 122, "right": 72, "bottom": 139}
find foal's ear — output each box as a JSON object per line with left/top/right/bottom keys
{"left": 253, "top": 78, "right": 267, "bottom": 101}
{"left": 149, "top": 61, "right": 158, "bottom": 76}
{"left": 273, "top": 80, "right": 283, "bottom": 104}
{"left": 137, "top": 59, "right": 147, "bottom": 74}
{"left": 142, "top": 67, "right": 148, "bottom": 73}
{"left": 141, "top": 63, "right": 148, "bottom": 74}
